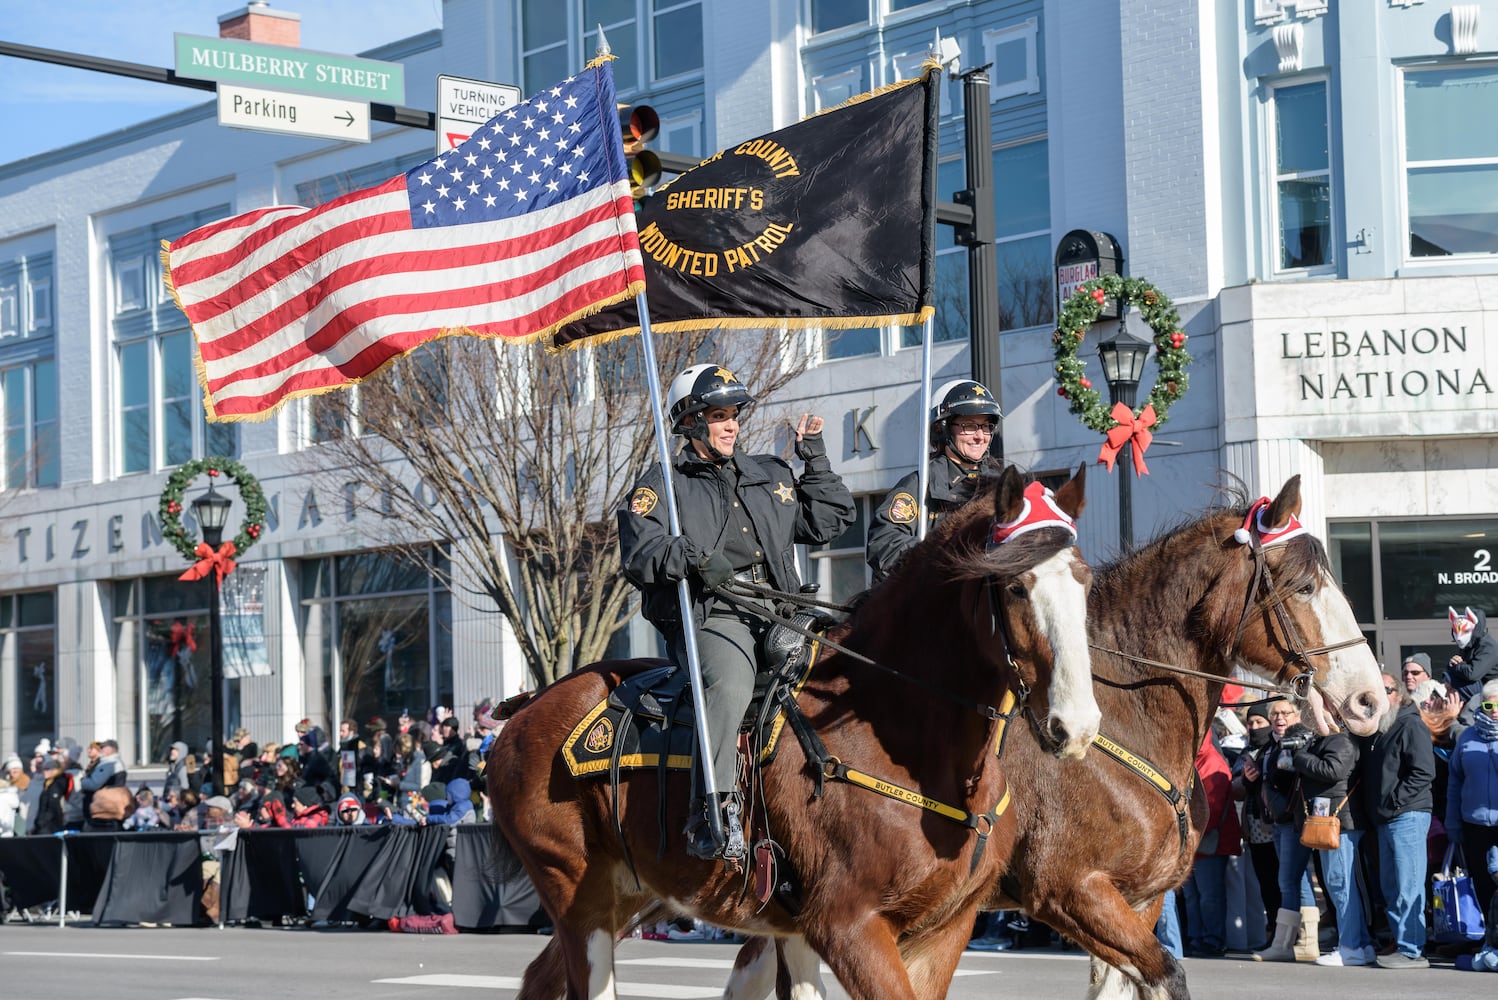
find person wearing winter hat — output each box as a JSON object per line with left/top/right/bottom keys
{"left": 1400, "top": 652, "right": 1433, "bottom": 695}
{"left": 333, "top": 792, "right": 368, "bottom": 826}
{"left": 261, "top": 784, "right": 330, "bottom": 829}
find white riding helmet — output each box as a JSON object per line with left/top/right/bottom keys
{"left": 667, "top": 364, "right": 756, "bottom": 434}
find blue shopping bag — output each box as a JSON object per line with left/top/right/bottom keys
{"left": 1432, "top": 845, "right": 1487, "bottom": 945}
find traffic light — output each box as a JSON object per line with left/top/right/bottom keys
{"left": 619, "top": 104, "right": 661, "bottom": 199}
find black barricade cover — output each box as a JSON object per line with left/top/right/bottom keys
{"left": 550, "top": 68, "right": 940, "bottom": 350}
{"left": 222, "top": 828, "right": 308, "bottom": 922}
{"left": 294, "top": 825, "right": 391, "bottom": 922}
{"left": 0, "top": 836, "right": 62, "bottom": 909}
{"left": 347, "top": 824, "right": 448, "bottom": 919}
{"left": 63, "top": 834, "right": 116, "bottom": 914}
{"left": 91, "top": 833, "right": 203, "bottom": 926}
{"left": 452, "top": 826, "right": 541, "bottom": 929}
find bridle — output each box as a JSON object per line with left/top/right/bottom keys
{"left": 1231, "top": 535, "right": 1369, "bottom": 707}
{"left": 1090, "top": 530, "right": 1368, "bottom": 710}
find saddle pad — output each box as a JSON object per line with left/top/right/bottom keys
{"left": 561, "top": 639, "right": 825, "bottom": 778}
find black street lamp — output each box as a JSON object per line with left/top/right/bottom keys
{"left": 1097, "top": 330, "right": 1151, "bottom": 551}
{"left": 191, "top": 481, "right": 233, "bottom": 795}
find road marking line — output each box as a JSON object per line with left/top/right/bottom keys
{"left": 3, "top": 952, "right": 220, "bottom": 961}
{"left": 617, "top": 957, "right": 737, "bottom": 968}
{"left": 375, "top": 973, "right": 720, "bottom": 997}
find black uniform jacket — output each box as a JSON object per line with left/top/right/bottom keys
{"left": 618, "top": 445, "right": 855, "bottom": 634}
{"left": 866, "top": 453, "right": 996, "bottom": 582}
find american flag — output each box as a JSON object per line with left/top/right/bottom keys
{"left": 164, "top": 61, "right": 645, "bottom": 422}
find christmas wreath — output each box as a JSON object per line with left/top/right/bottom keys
{"left": 1052, "top": 274, "right": 1192, "bottom": 432}
{"left": 159, "top": 457, "right": 268, "bottom": 562}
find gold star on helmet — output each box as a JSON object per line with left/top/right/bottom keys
{"left": 714, "top": 367, "right": 738, "bottom": 383}
{"left": 971, "top": 384, "right": 987, "bottom": 396}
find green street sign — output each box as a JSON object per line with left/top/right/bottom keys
{"left": 174, "top": 33, "right": 405, "bottom": 105}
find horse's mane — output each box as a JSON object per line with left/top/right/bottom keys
{"left": 846, "top": 487, "right": 1079, "bottom": 632}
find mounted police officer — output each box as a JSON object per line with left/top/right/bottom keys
{"left": 618, "top": 363, "right": 855, "bottom": 860}
{"left": 866, "top": 379, "right": 1002, "bottom": 583}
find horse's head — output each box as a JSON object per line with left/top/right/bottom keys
{"left": 1224, "top": 476, "right": 1385, "bottom": 736}
{"left": 942, "top": 464, "right": 1099, "bottom": 759}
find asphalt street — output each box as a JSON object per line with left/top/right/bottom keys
{"left": 1, "top": 924, "right": 1494, "bottom": 999}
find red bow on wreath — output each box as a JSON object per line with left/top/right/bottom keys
{"left": 1098, "top": 402, "right": 1157, "bottom": 477}
{"left": 168, "top": 621, "right": 197, "bottom": 658}
{"left": 179, "top": 540, "right": 238, "bottom": 588}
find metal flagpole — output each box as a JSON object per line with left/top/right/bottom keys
{"left": 57, "top": 835, "right": 68, "bottom": 928}
{"left": 916, "top": 314, "right": 935, "bottom": 540}
{"left": 632, "top": 292, "right": 725, "bottom": 851}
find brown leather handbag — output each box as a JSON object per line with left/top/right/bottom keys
{"left": 1299, "top": 785, "right": 1353, "bottom": 851}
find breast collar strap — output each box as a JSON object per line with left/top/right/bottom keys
{"left": 1090, "top": 733, "right": 1193, "bottom": 857}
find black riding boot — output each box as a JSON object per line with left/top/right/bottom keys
{"left": 684, "top": 796, "right": 747, "bottom": 861}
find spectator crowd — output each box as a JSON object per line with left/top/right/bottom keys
{"left": 0, "top": 702, "right": 502, "bottom": 840}
{"left": 968, "top": 606, "right": 1498, "bottom": 972}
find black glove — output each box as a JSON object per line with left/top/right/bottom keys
{"left": 696, "top": 549, "right": 734, "bottom": 590}
{"left": 794, "top": 431, "right": 826, "bottom": 462}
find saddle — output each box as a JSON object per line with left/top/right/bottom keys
{"left": 560, "top": 605, "right": 840, "bottom": 781}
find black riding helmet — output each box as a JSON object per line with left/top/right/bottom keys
{"left": 929, "top": 379, "right": 1002, "bottom": 456}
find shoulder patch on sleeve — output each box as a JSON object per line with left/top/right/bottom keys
{"left": 887, "top": 492, "right": 919, "bottom": 524}
{"left": 628, "top": 486, "right": 659, "bottom": 517}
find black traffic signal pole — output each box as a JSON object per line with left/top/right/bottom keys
{"left": 6, "top": 41, "right": 999, "bottom": 426}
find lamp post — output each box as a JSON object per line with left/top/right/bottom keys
{"left": 191, "top": 481, "right": 233, "bottom": 795}
{"left": 1097, "top": 330, "right": 1151, "bottom": 551}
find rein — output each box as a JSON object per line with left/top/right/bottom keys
{"left": 713, "top": 581, "right": 1018, "bottom": 724}
{"left": 712, "top": 578, "right": 1027, "bottom": 872}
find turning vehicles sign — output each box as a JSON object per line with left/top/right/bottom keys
{"left": 436, "top": 75, "right": 523, "bottom": 154}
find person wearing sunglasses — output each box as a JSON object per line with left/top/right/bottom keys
{"left": 867, "top": 379, "right": 1003, "bottom": 584}
{"left": 333, "top": 792, "right": 368, "bottom": 827}
{"left": 1357, "top": 672, "right": 1437, "bottom": 969}
{"left": 1446, "top": 678, "right": 1498, "bottom": 923}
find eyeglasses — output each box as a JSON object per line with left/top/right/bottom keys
{"left": 950, "top": 422, "right": 994, "bottom": 436}
{"left": 1267, "top": 712, "right": 1298, "bottom": 719}
{"left": 1402, "top": 667, "right": 1427, "bottom": 676}
{"left": 1384, "top": 686, "right": 1397, "bottom": 694}
{"left": 1482, "top": 701, "right": 1498, "bottom": 711}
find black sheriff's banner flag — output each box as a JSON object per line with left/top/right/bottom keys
{"left": 550, "top": 66, "right": 940, "bottom": 349}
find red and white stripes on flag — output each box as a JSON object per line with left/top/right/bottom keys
{"left": 162, "top": 61, "right": 644, "bottom": 422}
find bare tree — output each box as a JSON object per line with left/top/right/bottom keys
{"left": 301, "top": 329, "right": 810, "bottom": 690}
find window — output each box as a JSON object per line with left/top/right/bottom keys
{"left": 809, "top": 495, "right": 873, "bottom": 603}
{"left": 0, "top": 283, "right": 16, "bottom": 339}
{"left": 584, "top": 1, "right": 639, "bottom": 95}
{"left": 29, "top": 277, "right": 51, "bottom": 331}
{"left": 522, "top": 0, "right": 571, "bottom": 97}
{"left": 520, "top": 0, "right": 703, "bottom": 96}
{"left": 114, "top": 575, "right": 214, "bottom": 764}
{"left": 902, "top": 157, "right": 969, "bottom": 348}
{"left": 1, "top": 359, "right": 59, "bottom": 489}
{"left": 994, "top": 139, "right": 1053, "bottom": 330}
{"left": 1403, "top": 65, "right": 1498, "bottom": 257}
{"left": 652, "top": 0, "right": 703, "bottom": 80}
{"left": 301, "top": 549, "right": 453, "bottom": 733}
{"left": 1271, "top": 81, "right": 1332, "bottom": 270}
{"left": 0, "top": 253, "right": 53, "bottom": 342}
{"left": 984, "top": 20, "right": 1040, "bottom": 102}
{"left": 5, "top": 590, "right": 57, "bottom": 765}
{"left": 110, "top": 206, "right": 238, "bottom": 475}
{"left": 810, "top": 0, "right": 868, "bottom": 34}
{"left": 1377, "top": 518, "right": 1498, "bottom": 619}
{"left": 812, "top": 68, "right": 862, "bottom": 111}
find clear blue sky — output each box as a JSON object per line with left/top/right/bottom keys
{"left": 1, "top": 0, "right": 444, "bottom": 164}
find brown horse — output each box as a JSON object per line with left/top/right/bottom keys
{"left": 487, "top": 465, "right": 1099, "bottom": 1000}
{"left": 724, "top": 474, "right": 1388, "bottom": 1000}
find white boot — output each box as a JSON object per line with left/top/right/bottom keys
{"left": 1252, "top": 908, "right": 1301, "bottom": 963}
{"left": 1316, "top": 944, "right": 1377, "bottom": 967}
{"left": 1296, "top": 906, "right": 1321, "bottom": 962}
